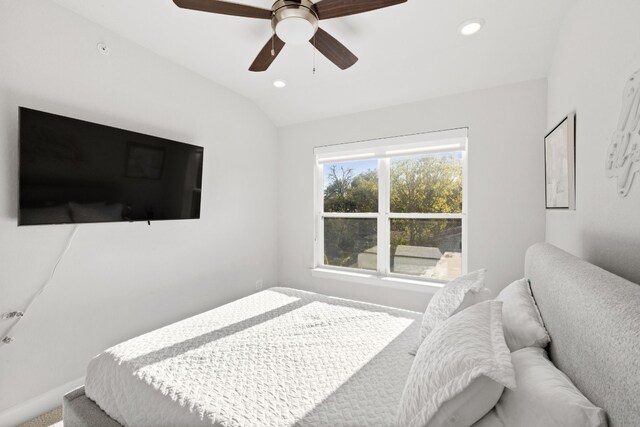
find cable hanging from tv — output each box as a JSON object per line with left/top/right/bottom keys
{"left": 1, "top": 225, "right": 80, "bottom": 346}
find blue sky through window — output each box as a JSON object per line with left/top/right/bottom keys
{"left": 323, "top": 159, "right": 377, "bottom": 189}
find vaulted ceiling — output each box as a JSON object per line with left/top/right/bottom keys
{"left": 52, "top": 0, "right": 575, "bottom": 126}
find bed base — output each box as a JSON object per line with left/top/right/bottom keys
{"left": 63, "top": 386, "right": 122, "bottom": 427}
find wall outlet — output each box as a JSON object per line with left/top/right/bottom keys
{"left": 255, "top": 279, "right": 263, "bottom": 291}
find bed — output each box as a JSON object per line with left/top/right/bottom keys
{"left": 64, "top": 243, "right": 640, "bottom": 426}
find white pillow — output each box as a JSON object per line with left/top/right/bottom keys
{"left": 414, "top": 269, "right": 490, "bottom": 353}
{"left": 496, "top": 278, "right": 550, "bottom": 351}
{"left": 397, "top": 300, "right": 515, "bottom": 427}
{"left": 481, "top": 347, "right": 608, "bottom": 427}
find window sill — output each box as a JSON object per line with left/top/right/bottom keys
{"left": 311, "top": 268, "right": 444, "bottom": 295}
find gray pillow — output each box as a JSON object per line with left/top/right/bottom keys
{"left": 475, "top": 347, "right": 607, "bottom": 427}
{"left": 496, "top": 278, "right": 550, "bottom": 351}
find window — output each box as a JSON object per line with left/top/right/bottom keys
{"left": 314, "top": 129, "right": 467, "bottom": 285}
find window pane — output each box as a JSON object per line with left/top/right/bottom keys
{"left": 324, "top": 218, "right": 377, "bottom": 270}
{"left": 323, "top": 160, "right": 378, "bottom": 213}
{"left": 391, "top": 152, "right": 463, "bottom": 213}
{"left": 390, "top": 219, "right": 462, "bottom": 280}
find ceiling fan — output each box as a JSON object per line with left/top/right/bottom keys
{"left": 173, "top": 0, "right": 408, "bottom": 72}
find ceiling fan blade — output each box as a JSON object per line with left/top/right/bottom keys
{"left": 173, "top": 0, "right": 272, "bottom": 19}
{"left": 311, "top": 28, "right": 358, "bottom": 70}
{"left": 249, "top": 36, "right": 286, "bottom": 72}
{"left": 313, "top": 0, "right": 407, "bottom": 20}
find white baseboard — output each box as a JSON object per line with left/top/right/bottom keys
{"left": 0, "top": 376, "right": 84, "bottom": 427}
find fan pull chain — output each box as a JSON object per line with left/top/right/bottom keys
{"left": 312, "top": 33, "right": 316, "bottom": 75}
{"left": 271, "top": 30, "right": 276, "bottom": 57}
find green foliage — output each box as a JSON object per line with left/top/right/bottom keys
{"left": 389, "top": 155, "right": 463, "bottom": 257}
{"left": 390, "top": 156, "right": 462, "bottom": 214}
{"left": 324, "top": 165, "right": 378, "bottom": 212}
{"left": 323, "top": 155, "right": 463, "bottom": 269}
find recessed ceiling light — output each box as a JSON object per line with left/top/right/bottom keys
{"left": 97, "top": 42, "right": 110, "bottom": 55}
{"left": 458, "top": 19, "right": 485, "bottom": 36}
{"left": 273, "top": 80, "right": 287, "bottom": 88}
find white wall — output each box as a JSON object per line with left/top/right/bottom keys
{"left": 546, "top": 0, "right": 640, "bottom": 284}
{"left": 277, "top": 79, "right": 547, "bottom": 312}
{"left": 0, "top": 0, "right": 278, "bottom": 419}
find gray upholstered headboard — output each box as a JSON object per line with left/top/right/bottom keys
{"left": 525, "top": 243, "right": 640, "bottom": 427}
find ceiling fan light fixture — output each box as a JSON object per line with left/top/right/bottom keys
{"left": 276, "top": 17, "right": 316, "bottom": 45}
{"left": 458, "top": 19, "right": 485, "bottom": 36}
{"left": 273, "top": 80, "right": 287, "bottom": 88}
{"left": 271, "top": 0, "right": 319, "bottom": 45}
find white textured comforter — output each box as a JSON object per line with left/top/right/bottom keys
{"left": 85, "top": 287, "right": 420, "bottom": 427}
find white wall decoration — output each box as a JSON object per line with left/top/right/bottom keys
{"left": 606, "top": 68, "right": 640, "bottom": 197}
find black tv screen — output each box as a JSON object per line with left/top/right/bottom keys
{"left": 19, "top": 107, "right": 204, "bottom": 226}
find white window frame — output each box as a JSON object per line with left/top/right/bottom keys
{"left": 313, "top": 128, "right": 468, "bottom": 293}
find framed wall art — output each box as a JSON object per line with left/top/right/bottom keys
{"left": 545, "top": 113, "right": 576, "bottom": 209}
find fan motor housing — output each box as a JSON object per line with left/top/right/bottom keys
{"left": 271, "top": 0, "right": 319, "bottom": 44}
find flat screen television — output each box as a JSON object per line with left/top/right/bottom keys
{"left": 19, "top": 107, "right": 204, "bottom": 226}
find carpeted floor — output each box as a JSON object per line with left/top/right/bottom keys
{"left": 20, "top": 406, "right": 63, "bottom": 427}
